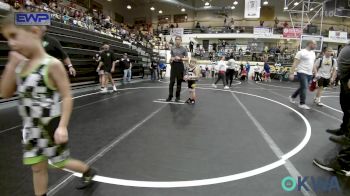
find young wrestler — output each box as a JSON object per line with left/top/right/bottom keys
{"left": 0, "top": 12, "right": 96, "bottom": 196}
{"left": 184, "top": 59, "right": 200, "bottom": 104}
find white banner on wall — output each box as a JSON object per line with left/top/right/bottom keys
{"left": 253, "top": 27, "right": 273, "bottom": 36}
{"left": 300, "top": 35, "right": 324, "bottom": 52}
{"left": 244, "top": 0, "right": 261, "bottom": 18}
{"left": 170, "top": 28, "right": 184, "bottom": 37}
{"left": 329, "top": 31, "right": 348, "bottom": 41}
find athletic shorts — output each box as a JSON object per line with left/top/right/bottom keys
{"left": 103, "top": 66, "right": 112, "bottom": 74}
{"left": 22, "top": 116, "right": 70, "bottom": 167}
{"left": 98, "top": 70, "right": 105, "bottom": 75}
{"left": 188, "top": 80, "right": 196, "bottom": 89}
{"left": 318, "top": 77, "right": 330, "bottom": 87}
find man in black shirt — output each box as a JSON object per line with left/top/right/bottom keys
{"left": 40, "top": 26, "right": 76, "bottom": 76}
{"left": 189, "top": 40, "right": 194, "bottom": 53}
{"left": 166, "top": 36, "right": 188, "bottom": 102}
{"left": 97, "top": 43, "right": 117, "bottom": 93}
{"left": 117, "top": 53, "right": 132, "bottom": 84}
{"left": 150, "top": 56, "right": 159, "bottom": 81}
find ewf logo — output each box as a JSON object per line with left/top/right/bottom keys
{"left": 15, "top": 12, "right": 50, "bottom": 26}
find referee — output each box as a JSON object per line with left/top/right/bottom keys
{"left": 40, "top": 26, "right": 76, "bottom": 76}
{"left": 166, "top": 36, "right": 188, "bottom": 102}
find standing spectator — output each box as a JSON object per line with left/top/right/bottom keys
{"left": 263, "top": 61, "right": 271, "bottom": 82}
{"left": 93, "top": 47, "right": 104, "bottom": 90}
{"left": 274, "top": 17, "right": 279, "bottom": 28}
{"left": 245, "top": 61, "right": 251, "bottom": 81}
{"left": 196, "top": 21, "right": 200, "bottom": 28}
{"left": 313, "top": 48, "right": 337, "bottom": 106}
{"left": 212, "top": 56, "right": 229, "bottom": 89}
{"left": 289, "top": 40, "right": 317, "bottom": 109}
{"left": 118, "top": 53, "right": 132, "bottom": 84}
{"left": 159, "top": 61, "right": 166, "bottom": 79}
{"left": 166, "top": 36, "right": 188, "bottom": 102}
{"left": 260, "top": 20, "right": 264, "bottom": 27}
{"left": 150, "top": 56, "right": 158, "bottom": 81}
{"left": 97, "top": 43, "right": 117, "bottom": 93}
{"left": 254, "top": 64, "right": 261, "bottom": 81}
{"left": 189, "top": 40, "right": 194, "bottom": 53}
{"left": 226, "top": 57, "right": 236, "bottom": 86}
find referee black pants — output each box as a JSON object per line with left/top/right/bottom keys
{"left": 340, "top": 79, "right": 350, "bottom": 134}
{"left": 226, "top": 69, "right": 234, "bottom": 86}
{"left": 169, "top": 62, "right": 184, "bottom": 99}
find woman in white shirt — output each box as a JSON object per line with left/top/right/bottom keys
{"left": 212, "top": 56, "right": 229, "bottom": 89}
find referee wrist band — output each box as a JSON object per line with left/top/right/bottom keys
{"left": 67, "top": 64, "right": 73, "bottom": 68}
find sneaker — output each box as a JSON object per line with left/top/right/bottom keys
{"left": 313, "top": 158, "right": 350, "bottom": 176}
{"left": 289, "top": 96, "right": 296, "bottom": 104}
{"left": 212, "top": 84, "right": 217, "bottom": 88}
{"left": 314, "top": 97, "right": 322, "bottom": 105}
{"left": 165, "top": 97, "right": 172, "bottom": 102}
{"left": 113, "top": 86, "right": 117, "bottom": 92}
{"left": 224, "top": 86, "right": 229, "bottom": 90}
{"left": 191, "top": 99, "right": 196, "bottom": 104}
{"left": 76, "top": 167, "right": 97, "bottom": 189}
{"left": 185, "top": 98, "right": 191, "bottom": 104}
{"left": 313, "top": 158, "right": 337, "bottom": 172}
{"left": 316, "top": 102, "right": 324, "bottom": 106}
{"left": 326, "top": 128, "right": 345, "bottom": 136}
{"left": 175, "top": 98, "right": 181, "bottom": 102}
{"left": 100, "top": 88, "right": 107, "bottom": 93}
{"left": 329, "top": 135, "right": 350, "bottom": 146}
{"left": 298, "top": 104, "right": 311, "bottom": 110}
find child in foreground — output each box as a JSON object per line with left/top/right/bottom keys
{"left": 184, "top": 59, "right": 200, "bottom": 104}
{"left": 0, "top": 12, "right": 96, "bottom": 196}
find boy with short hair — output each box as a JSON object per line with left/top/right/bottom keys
{"left": 0, "top": 12, "right": 96, "bottom": 196}
{"left": 184, "top": 59, "right": 200, "bottom": 104}
{"left": 313, "top": 47, "right": 337, "bottom": 106}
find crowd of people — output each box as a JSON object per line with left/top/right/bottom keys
{"left": 5, "top": 0, "right": 156, "bottom": 47}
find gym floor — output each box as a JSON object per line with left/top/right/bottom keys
{"left": 0, "top": 79, "right": 349, "bottom": 196}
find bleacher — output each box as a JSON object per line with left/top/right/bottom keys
{"left": 0, "top": 15, "right": 155, "bottom": 85}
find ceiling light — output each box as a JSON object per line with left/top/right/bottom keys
{"left": 231, "top": 6, "right": 235, "bottom": 9}
{"left": 127, "top": 5, "right": 131, "bottom": 9}
{"left": 205, "top": 2, "right": 210, "bottom": 6}
{"left": 284, "top": 6, "right": 288, "bottom": 10}
{"left": 165, "top": 17, "right": 168, "bottom": 20}
{"left": 294, "top": 2, "right": 299, "bottom": 6}
{"left": 107, "top": 0, "right": 111, "bottom": 1}
{"left": 150, "top": 6, "right": 155, "bottom": 11}
{"left": 181, "top": 8, "right": 186, "bottom": 12}
{"left": 263, "top": 1, "right": 268, "bottom": 5}
{"left": 233, "top": 1, "right": 238, "bottom": 5}
{"left": 310, "top": 7, "right": 314, "bottom": 11}
{"left": 159, "top": 10, "right": 163, "bottom": 14}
